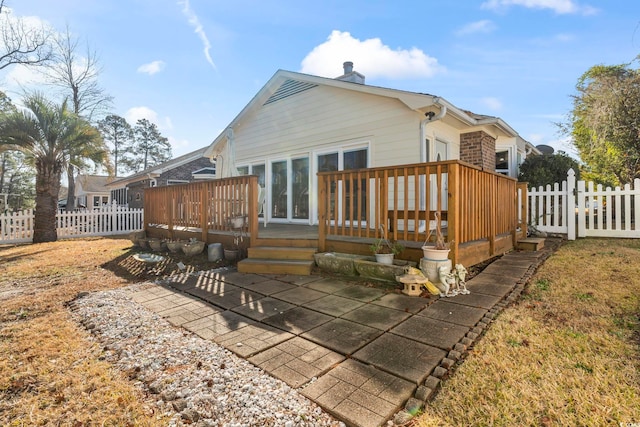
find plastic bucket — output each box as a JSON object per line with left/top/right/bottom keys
{"left": 208, "top": 243, "right": 223, "bottom": 261}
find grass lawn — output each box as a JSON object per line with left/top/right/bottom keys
{"left": 0, "top": 237, "right": 638, "bottom": 426}
{"left": 416, "top": 238, "right": 640, "bottom": 426}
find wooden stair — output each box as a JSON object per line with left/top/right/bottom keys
{"left": 237, "top": 246, "right": 317, "bottom": 275}
{"left": 517, "top": 237, "right": 545, "bottom": 251}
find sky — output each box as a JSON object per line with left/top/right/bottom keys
{"left": 1, "top": 0, "right": 639, "bottom": 160}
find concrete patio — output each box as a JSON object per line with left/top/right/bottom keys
{"left": 128, "top": 244, "right": 554, "bottom": 427}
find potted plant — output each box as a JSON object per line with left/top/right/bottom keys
{"left": 148, "top": 237, "right": 167, "bottom": 252}
{"left": 224, "top": 231, "right": 244, "bottom": 261}
{"left": 166, "top": 239, "right": 184, "bottom": 253}
{"left": 421, "top": 212, "right": 451, "bottom": 260}
{"left": 182, "top": 238, "right": 205, "bottom": 256}
{"left": 370, "top": 226, "right": 404, "bottom": 265}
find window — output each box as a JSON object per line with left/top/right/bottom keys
{"left": 167, "top": 179, "right": 189, "bottom": 185}
{"left": 496, "top": 149, "right": 510, "bottom": 176}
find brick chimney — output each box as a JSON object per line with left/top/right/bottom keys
{"left": 460, "top": 131, "right": 496, "bottom": 171}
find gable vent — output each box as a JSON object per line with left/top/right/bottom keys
{"left": 264, "top": 79, "right": 318, "bottom": 105}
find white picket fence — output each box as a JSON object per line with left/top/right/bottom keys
{"left": 526, "top": 169, "right": 640, "bottom": 240}
{"left": 0, "top": 205, "right": 144, "bottom": 244}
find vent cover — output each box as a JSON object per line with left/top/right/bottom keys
{"left": 264, "top": 79, "right": 317, "bottom": 105}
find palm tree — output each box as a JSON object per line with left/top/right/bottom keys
{"left": 0, "top": 93, "right": 106, "bottom": 242}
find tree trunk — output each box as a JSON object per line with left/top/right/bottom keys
{"left": 65, "top": 164, "right": 76, "bottom": 212}
{"left": 33, "top": 158, "right": 62, "bottom": 243}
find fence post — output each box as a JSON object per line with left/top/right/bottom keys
{"left": 200, "top": 183, "right": 208, "bottom": 242}
{"left": 318, "top": 173, "right": 327, "bottom": 252}
{"left": 517, "top": 182, "right": 528, "bottom": 238}
{"left": 566, "top": 169, "right": 577, "bottom": 240}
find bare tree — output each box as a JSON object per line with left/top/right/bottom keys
{"left": 46, "top": 26, "right": 113, "bottom": 120}
{"left": 45, "top": 26, "right": 113, "bottom": 210}
{"left": 0, "top": 0, "right": 53, "bottom": 70}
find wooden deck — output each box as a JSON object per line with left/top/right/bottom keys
{"left": 144, "top": 160, "right": 528, "bottom": 268}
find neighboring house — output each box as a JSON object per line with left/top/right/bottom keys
{"left": 204, "top": 61, "right": 539, "bottom": 226}
{"left": 107, "top": 147, "right": 215, "bottom": 209}
{"left": 75, "top": 174, "right": 111, "bottom": 208}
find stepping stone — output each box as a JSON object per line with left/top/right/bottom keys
{"left": 187, "top": 286, "right": 263, "bottom": 310}
{"left": 418, "top": 300, "right": 487, "bottom": 327}
{"left": 244, "top": 279, "right": 297, "bottom": 296}
{"left": 231, "top": 297, "right": 296, "bottom": 321}
{"left": 446, "top": 292, "right": 504, "bottom": 310}
{"left": 305, "top": 277, "right": 353, "bottom": 294}
{"left": 263, "top": 307, "right": 333, "bottom": 335}
{"left": 371, "top": 293, "right": 430, "bottom": 314}
{"left": 305, "top": 294, "right": 365, "bottom": 317}
{"left": 391, "top": 316, "right": 469, "bottom": 350}
{"left": 160, "top": 300, "right": 222, "bottom": 326}
{"left": 353, "top": 334, "right": 446, "bottom": 384}
{"left": 214, "top": 323, "right": 294, "bottom": 357}
{"left": 249, "top": 337, "right": 345, "bottom": 388}
{"left": 218, "top": 272, "right": 269, "bottom": 287}
{"left": 301, "top": 359, "right": 415, "bottom": 427}
{"left": 464, "top": 277, "right": 515, "bottom": 298}
{"left": 341, "top": 305, "right": 411, "bottom": 331}
{"left": 272, "top": 286, "right": 327, "bottom": 305}
{"left": 302, "top": 318, "right": 382, "bottom": 355}
{"left": 333, "top": 285, "right": 387, "bottom": 302}
{"left": 183, "top": 311, "right": 254, "bottom": 340}
{"left": 272, "top": 275, "right": 323, "bottom": 286}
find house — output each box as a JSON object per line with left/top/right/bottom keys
{"left": 204, "top": 61, "right": 538, "bottom": 227}
{"left": 74, "top": 174, "right": 111, "bottom": 208}
{"left": 107, "top": 147, "right": 215, "bottom": 209}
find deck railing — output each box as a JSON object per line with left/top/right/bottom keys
{"left": 317, "top": 160, "right": 521, "bottom": 264}
{"left": 144, "top": 176, "right": 259, "bottom": 242}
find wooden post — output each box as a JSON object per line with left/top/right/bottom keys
{"left": 248, "top": 176, "right": 258, "bottom": 247}
{"left": 200, "top": 182, "right": 208, "bottom": 242}
{"left": 318, "top": 173, "right": 327, "bottom": 252}
{"left": 448, "top": 163, "right": 459, "bottom": 265}
{"left": 516, "top": 182, "right": 528, "bottom": 239}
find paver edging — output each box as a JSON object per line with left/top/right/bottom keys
{"left": 391, "top": 238, "right": 564, "bottom": 425}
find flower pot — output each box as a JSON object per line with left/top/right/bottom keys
{"left": 166, "top": 240, "right": 184, "bottom": 253}
{"left": 182, "top": 240, "right": 205, "bottom": 256}
{"left": 228, "top": 216, "right": 245, "bottom": 229}
{"left": 224, "top": 248, "right": 239, "bottom": 261}
{"left": 148, "top": 238, "right": 166, "bottom": 252}
{"left": 374, "top": 253, "right": 394, "bottom": 265}
{"left": 421, "top": 246, "right": 450, "bottom": 261}
{"left": 137, "top": 238, "right": 149, "bottom": 249}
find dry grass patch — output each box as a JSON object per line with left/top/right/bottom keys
{"left": 0, "top": 238, "right": 168, "bottom": 426}
{"left": 416, "top": 238, "right": 640, "bottom": 426}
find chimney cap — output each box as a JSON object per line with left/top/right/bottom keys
{"left": 343, "top": 61, "right": 354, "bottom": 74}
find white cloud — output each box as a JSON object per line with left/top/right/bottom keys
{"left": 125, "top": 106, "right": 172, "bottom": 131}
{"left": 2, "top": 63, "right": 48, "bottom": 92}
{"left": 455, "top": 20, "right": 497, "bottom": 36}
{"left": 300, "top": 30, "right": 444, "bottom": 80}
{"left": 481, "top": 0, "right": 597, "bottom": 15}
{"left": 481, "top": 97, "right": 503, "bottom": 111}
{"left": 168, "top": 136, "right": 190, "bottom": 151}
{"left": 177, "top": 0, "right": 216, "bottom": 70}
{"left": 137, "top": 60, "right": 166, "bottom": 75}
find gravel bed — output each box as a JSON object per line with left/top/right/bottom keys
{"left": 68, "top": 283, "right": 343, "bottom": 427}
